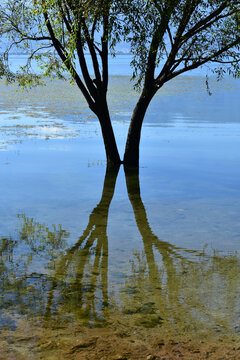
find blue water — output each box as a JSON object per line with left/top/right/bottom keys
{"left": 8, "top": 53, "right": 213, "bottom": 76}
{"left": 1, "top": 56, "right": 240, "bottom": 249}
{"left": 0, "top": 55, "right": 240, "bottom": 357}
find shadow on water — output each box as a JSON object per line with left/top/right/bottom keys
{"left": 0, "top": 165, "right": 240, "bottom": 357}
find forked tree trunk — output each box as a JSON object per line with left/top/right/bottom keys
{"left": 94, "top": 87, "right": 156, "bottom": 167}
{"left": 95, "top": 97, "right": 121, "bottom": 166}
{"left": 123, "top": 89, "right": 156, "bottom": 166}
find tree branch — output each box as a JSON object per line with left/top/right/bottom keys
{"left": 76, "top": 28, "right": 98, "bottom": 99}
{"left": 182, "top": 2, "right": 227, "bottom": 39}
{"left": 80, "top": 16, "right": 102, "bottom": 86}
{"left": 181, "top": 6, "right": 237, "bottom": 45}
{"left": 43, "top": 10, "right": 95, "bottom": 110}
{"left": 57, "top": 1, "right": 72, "bottom": 34}
{"left": 167, "top": 38, "right": 240, "bottom": 80}
{"left": 101, "top": 4, "right": 110, "bottom": 92}
{"left": 144, "top": 0, "right": 180, "bottom": 87}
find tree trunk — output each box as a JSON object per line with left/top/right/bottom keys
{"left": 123, "top": 89, "right": 155, "bottom": 166}
{"left": 95, "top": 97, "right": 121, "bottom": 166}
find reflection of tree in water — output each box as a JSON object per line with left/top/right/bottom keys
{"left": 0, "top": 220, "right": 69, "bottom": 326}
{"left": 123, "top": 167, "right": 240, "bottom": 335}
{"left": 48, "top": 165, "right": 119, "bottom": 325}
{"left": 0, "top": 165, "right": 119, "bottom": 327}
{"left": 0, "top": 166, "right": 240, "bottom": 336}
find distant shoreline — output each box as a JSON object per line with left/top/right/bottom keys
{"left": 2, "top": 51, "right": 132, "bottom": 56}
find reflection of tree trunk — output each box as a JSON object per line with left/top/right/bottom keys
{"left": 122, "top": 172, "right": 240, "bottom": 331}
{"left": 69, "top": 163, "right": 119, "bottom": 254}
{"left": 124, "top": 166, "right": 181, "bottom": 309}
{"left": 46, "top": 165, "right": 120, "bottom": 322}
{"left": 124, "top": 166, "right": 161, "bottom": 284}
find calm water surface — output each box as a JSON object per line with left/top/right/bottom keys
{"left": 0, "top": 60, "right": 240, "bottom": 358}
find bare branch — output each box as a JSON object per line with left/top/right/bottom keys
{"left": 181, "top": 6, "right": 238, "bottom": 45}
{"left": 80, "top": 15, "right": 102, "bottom": 85}
{"left": 43, "top": 10, "right": 95, "bottom": 110}
{"left": 167, "top": 37, "right": 240, "bottom": 80}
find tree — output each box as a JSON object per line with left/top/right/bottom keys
{"left": 1, "top": 0, "right": 240, "bottom": 166}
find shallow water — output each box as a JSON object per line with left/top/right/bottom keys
{"left": 0, "top": 72, "right": 240, "bottom": 359}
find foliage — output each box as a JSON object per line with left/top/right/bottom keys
{"left": 118, "top": 0, "right": 240, "bottom": 88}
{"left": 1, "top": 1, "right": 240, "bottom": 89}
{"left": 0, "top": 0, "right": 123, "bottom": 92}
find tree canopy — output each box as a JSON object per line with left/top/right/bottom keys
{"left": 1, "top": 0, "right": 240, "bottom": 165}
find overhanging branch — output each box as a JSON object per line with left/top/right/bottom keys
{"left": 43, "top": 10, "right": 95, "bottom": 109}
{"left": 166, "top": 38, "right": 240, "bottom": 81}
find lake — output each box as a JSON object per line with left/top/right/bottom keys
{"left": 0, "top": 55, "right": 240, "bottom": 359}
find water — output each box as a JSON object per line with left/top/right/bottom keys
{"left": 0, "top": 56, "right": 240, "bottom": 359}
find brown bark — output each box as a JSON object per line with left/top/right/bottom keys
{"left": 123, "top": 89, "right": 156, "bottom": 166}
{"left": 95, "top": 97, "right": 121, "bottom": 166}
